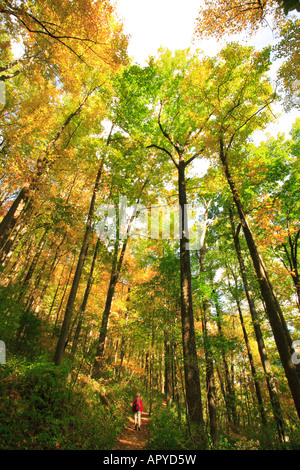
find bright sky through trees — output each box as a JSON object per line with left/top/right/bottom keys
{"left": 2, "top": 0, "right": 300, "bottom": 450}
{"left": 114, "top": 0, "right": 299, "bottom": 141}
{"left": 114, "top": 0, "right": 278, "bottom": 62}
{"left": 115, "top": 0, "right": 204, "bottom": 64}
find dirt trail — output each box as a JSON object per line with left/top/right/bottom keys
{"left": 113, "top": 412, "right": 150, "bottom": 451}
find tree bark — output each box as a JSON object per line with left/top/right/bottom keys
{"left": 178, "top": 159, "right": 205, "bottom": 438}
{"left": 0, "top": 90, "right": 95, "bottom": 260}
{"left": 220, "top": 138, "right": 300, "bottom": 419}
{"left": 91, "top": 178, "right": 148, "bottom": 379}
{"left": 229, "top": 210, "right": 286, "bottom": 441}
{"left": 164, "top": 330, "right": 173, "bottom": 405}
{"left": 214, "top": 293, "right": 238, "bottom": 424}
{"left": 281, "top": 229, "right": 300, "bottom": 311}
{"left": 236, "top": 295, "right": 267, "bottom": 427}
{"left": 54, "top": 158, "right": 104, "bottom": 365}
{"left": 91, "top": 241, "right": 123, "bottom": 378}
{"left": 199, "top": 205, "right": 219, "bottom": 447}
{"left": 70, "top": 237, "right": 100, "bottom": 363}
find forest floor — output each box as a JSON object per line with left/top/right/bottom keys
{"left": 113, "top": 412, "right": 150, "bottom": 451}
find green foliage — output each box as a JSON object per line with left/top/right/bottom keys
{"left": 0, "top": 357, "right": 128, "bottom": 449}
{"left": 147, "top": 402, "right": 188, "bottom": 450}
{"left": 15, "top": 310, "right": 42, "bottom": 356}
{"left": 1, "top": 0, "right": 300, "bottom": 450}
{"left": 0, "top": 286, "right": 42, "bottom": 359}
{"left": 0, "top": 286, "right": 23, "bottom": 344}
{"left": 277, "top": 0, "right": 300, "bottom": 14}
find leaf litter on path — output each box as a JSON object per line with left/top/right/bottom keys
{"left": 113, "top": 412, "right": 149, "bottom": 451}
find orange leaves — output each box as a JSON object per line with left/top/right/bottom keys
{"left": 194, "top": 0, "right": 283, "bottom": 40}
{"left": 1, "top": 0, "right": 128, "bottom": 99}
{"left": 252, "top": 194, "right": 295, "bottom": 252}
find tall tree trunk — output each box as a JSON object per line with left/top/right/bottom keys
{"left": 47, "top": 261, "right": 67, "bottom": 321}
{"left": 220, "top": 138, "right": 300, "bottom": 419}
{"left": 149, "top": 325, "right": 157, "bottom": 416}
{"left": 119, "top": 287, "right": 131, "bottom": 376}
{"left": 178, "top": 159, "right": 205, "bottom": 440}
{"left": 214, "top": 294, "right": 238, "bottom": 424}
{"left": 91, "top": 178, "right": 148, "bottom": 379}
{"left": 54, "top": 157, "right": 105, "bottom": 365}
{"left": 198, "top": 204, "right": 219, "bottom": 447}
{"left": 148, "top": 103, "right": 206, "bottom": 439}
{"left": 33, "top": 235, "right": 67, "bottom": 311}
{"left": 0, "top": 186, "right": 31, "bottom": 257}
{"left": 0, "top": 92, "right": 93, "bottom": 259}
{"left": 53, "top": 254, "right": 76, "bottom": 334}
{"left": 18, "top": 228, "right": 48, "bottom": 300}
{"left": 202, "top": 298, "right": 219, "bottom": 447}
{"left": 235, "top": 295, "right": 267, "bottom": 427}
{"left": 281, "top": 229, "right": 300, "bottom": 311}
{"left": 229, "top": 209, "right": 286, "bottom": 442}
{"left": 0, "top": 192, "right": 33, "bottom": 268}
{"left": 70, "top": 237, "right": 100, "bottom": 363}
{"left": 91, "top": 246, "right": 122, "bottom": 377}
{"left": 91, "top": 226, "right": 129, "bottom": 378}
{"left": 164, "top": 330, "right": 173, "bottom": 405}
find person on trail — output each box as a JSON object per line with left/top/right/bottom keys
{"left": 132, "top": 393, "right": 143, "bottom": 431}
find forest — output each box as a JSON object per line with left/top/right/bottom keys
{"left": 0, "top": 0, "right": 300, "bottom": 451}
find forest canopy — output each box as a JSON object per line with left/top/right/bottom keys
{"left": 0, "top": 0, "right": 300, "bottom": 451}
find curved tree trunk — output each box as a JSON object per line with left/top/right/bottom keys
{"left": 229, "top": 209, "right": 286, "bottom": 442}
{"left": 220, "top": 138, "right": 300, "bottom": 420}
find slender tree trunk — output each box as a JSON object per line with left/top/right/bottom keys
{"left": 178, "top": 159, "right": 205, "bottom": 441}
{"left": 91, "top": 234, "right": 128, "bottom": 378}
{"left": 34, "top": 236, "right": 67, "bottom": 311}
{"left": 119, "top": 287, "right": 130, "bottom": 376}
{"left": 164, "top": 330, "right": 173, "bottom": 405}
{"left": 53, "top": 254, "right": 76, "bottom": 334}
{"left": 18, "top": 228, "right": 48, "bottom": 300}
{"left": 220, "top": 138, "right": 300, "bottom": 419}
{"left": 214, "top": 294, "right": 238, "bottom": 424}
{"left": 70, "top": 237, "right": 100, "bottom": 363}
{"left": 236, "top": 296, "right": 267, "bottom": 427}
{"left": 0, "top": 93, "right": 93, "bottom": 258}
{"left": 149, "top": 325, "right": 157, "bottom": 416}
{"left": 91, "top": 179, "right": 148, "bottom": 378}
{"left": 199, "top": 210, "right": 219, "bottom": 447}
{"left": 0, "top": 186, "right": 31, "bottom": 256}
{"left": 47, "top": 261, "right": 66, "bottom": 320}
{"left": 54, "top": 158, "right": 105, "bottom": 365}
{"left": 229, "top": 210, "right": 286, "bottom": 442}
{"left": 282, "top": 229, "right": 300, "bottom": 311}
{"left": 91, "top": 252, "right": 119, "bottom": 375}
{"left": 0, "top": 193, "right": 33, "bottom": 268}
{"left": 202, "top": 298, "right": 219, "bottom": 447}
{"left": 173, "top": 344, "right": 182, "bottom": 420}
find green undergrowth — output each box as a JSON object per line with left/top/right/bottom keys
{"left": 146, "top": 398, "right": 300, "bottom": 451}
{"left": 147, "top": 400, "right": 188, "bottom": 450}
{"left": 0, "top": 356, "right": 133, "bottom": 450}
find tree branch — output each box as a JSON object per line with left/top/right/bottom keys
{"left": 147, "top": 144, "right": 178, "bottom": 168}
{"left": 185, "top": 147, "right": 205, "bottom": 167}
{"left": 226, "top": 98, "right": 275, "bottom": 152}
{"left": 157, "top": 100, "right": 178, "bottom": 150}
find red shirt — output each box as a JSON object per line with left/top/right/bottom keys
{"left": 132, "top": 397, "right": 143, "bottom": 412}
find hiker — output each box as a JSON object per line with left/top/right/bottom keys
{"left": 132, "top": 393, "right": 143, "bottom": 431}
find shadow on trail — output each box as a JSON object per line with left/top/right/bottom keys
{"left": 113, "top": 412, "right": 150, "bottom": 451}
